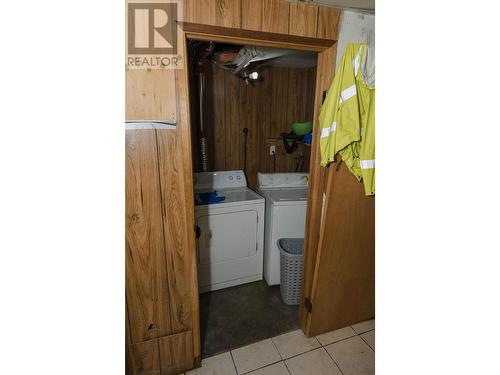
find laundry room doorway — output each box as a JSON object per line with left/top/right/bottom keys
{"left": 181, "top": 23, "right": 334, "bottom": 358}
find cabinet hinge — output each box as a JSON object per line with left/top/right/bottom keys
{"left": 304, "top": 297, "right": 312, "bottom": 313}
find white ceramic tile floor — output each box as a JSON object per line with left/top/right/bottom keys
{"left": 325, "top": 335, "right": 375, "bottom": 375}
{"left": 360, "top": 330, "right": 375, "bottom": 351}
{"left": 272, "top": 329, "right": 321, "bottom": 359}
{"left": 316, "top": 325, "right": 357, "bottom": 346}
{"left": 186, "top": 351, "right": 237, "bottom": 375}
{"left": 246, "top": 362, "right": 290, "bottom": 375}
{"left": 187, "top": 320, "right": 375, "bottom": 375}
{"left": 351, "top": 319, "right": 375, "bottom": 334}
{"left": 231, "top": 338, "right": 282, "bottom": 374}
{"left": 285, "top": 347, "right": 343, "bottom": 375}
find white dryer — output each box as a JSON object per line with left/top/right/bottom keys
{"left": 257, "top": 173, "right": 309, "bottom": 286}
{"left": 194, "top": 171, "right": 265, "bottom": 293}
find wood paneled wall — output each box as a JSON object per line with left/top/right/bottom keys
{"left": 184, "top": 0, "right": 341, "bottom": 41}
{"left": 190, "top": 63, "right": 317, "bottom": 189}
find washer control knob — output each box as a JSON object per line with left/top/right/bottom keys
{"left": 229, "top": 176, "right": 234, "bottom": 180}
{"left": 236, "top": 175, "right": 241, "bottom": 180}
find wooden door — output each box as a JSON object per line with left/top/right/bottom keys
{"left": 305, "top": 159, "right": 375, "bottom": 336}
{"left": 299, "top": 43, "right": 375, "bottom": 336}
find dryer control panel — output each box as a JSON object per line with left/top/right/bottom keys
{"left": 257, "top": 172, "right": 309, "bottom": 189}
{"left": 194, "top": 170, "right": 247, "bottom": 191}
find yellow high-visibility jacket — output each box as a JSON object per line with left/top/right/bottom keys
{"left": 319, "top": 43, "right": 375, "bottom": 196}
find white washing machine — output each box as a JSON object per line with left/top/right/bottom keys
{"left": 257, "top": 172, "right": 309, "bottom": 286}
{"left": 194, "top": 170, "right": 265, "bottom": 293}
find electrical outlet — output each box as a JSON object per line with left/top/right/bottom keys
{"left": 270, "top": 145, "right": 276, "bottom": 155}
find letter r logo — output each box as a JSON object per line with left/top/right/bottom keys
{"left": 128, "top": 3, "right": 177, "bottom": 54}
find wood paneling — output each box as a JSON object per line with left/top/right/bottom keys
{"left": 126, "top": 30, "right": 200, "bottom": 374}
{"left": 158, "top": 331, "right": 194, "bottom": 375}
{"left": 125, "top": 129, "right": 172, "bottom": 344}
{"left": 173, "top": 35, "right": 201, "bottom": 362}
{"left": 190, "top": 0, "right": 242, "bottom": 28}
{"left": 183, "top": 0, "right": 195, "bottom": 24}
{"left": 262, "top": 0, "right": 290, "bottom": 34}
{"left": 216, "top": 0, "right": 242, "bottom": 28}
{"left": 193, "top": 0, "right": 216, "bottom": 25}
{"left": 243, "top": 78, "right": 260, "bottom": 189}
{"left": 241, "top": 0, "right": 290, "bottom": 34}
{"left": 258, "top": 66, "right": 273, "bottom": 174}
{"left": 300, "top": 44, "right": 338, "bottom": 332}
{"left": 224, "top": 68, "right": 241, "bottom": 170}
{"left": 127, "top": 331, "right": 194, "bottom": 375}
{"left": 317, "top": 7, "right": 341, "bottom": 40}
{"left": 156, "top": 130, "right": 194, "bottom": 334}
{"left": 241, "top": 0, "right": 262, "bottom": 31}
{"left": 191, "top": 64, "right": 316, "bottom": 189}
{"left": 289, "top": 2, "right": 318, "bottom": 38}
{"left": 308, "top": 157, "right": 375, "bottom": 335}
{"left": 185, "top": 0, "right": 340, "bottom": 41}
{"left": 269, "top": 67, "right": 288, "bottom": 172}
{"left": 212, "top": 64, "right": 226, "bottom": 170}
{"left": 126, "top": 69, "right": 176, "bottom": 121}
{"left": 128, "top": 339, "right": 161, "bottom": 375}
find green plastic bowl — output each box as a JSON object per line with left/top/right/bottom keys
{"left": 292, "top": 121, "right": 312, "bottom": 135}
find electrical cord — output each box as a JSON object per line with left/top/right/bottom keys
{"left": 243, "top": 127, "right": 249, "bottom": 173}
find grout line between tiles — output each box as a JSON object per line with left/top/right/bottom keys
{"left": 351, "top": 320, "right": 375, "bottom": 335}
{"left": 233, "top": 330, "right": 359, "bottom": 374}
{"left": 222, "top": 327, "right": 300, "bottom": 360}
{"left": 206, "top": 326, "right": 374, "bottom": 375}
{"left": 282, "top": 359, "right": 292, "bottom": 375}
{"left": 248, "top": 361, "right": 292, "bottom": 375}
{"left": 323, "top": 346, "right": 346, "bottom": 375}
{"left": 358, "top": 330, "right": 375, "bottom": 352}
{"left": 316, "top": 332, "right": 358, "bottom": 348}
{"left": 282, "top": 346, "right": 320, "bottom": 361}
{"left": 270, "top": 336, "right": 284, "bottom": 360}
{"left": 238, "top": 358, "right": 283, "bottom": 375}
{"left": 234, "top": 340, "right": 282, "bottom": 375}
{"left": 229, "top": 350, "right": 240, "bottom": 375}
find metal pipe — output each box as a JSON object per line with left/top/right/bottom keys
{"left": 197, "top": 62, "right": 205, "bottom": 132}
{"left": 196, "top": 62, "right": 209, "bottom": 172}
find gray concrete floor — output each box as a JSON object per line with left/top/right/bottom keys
{"left": 199, "top": 280, "right": 299, "bottom": 358}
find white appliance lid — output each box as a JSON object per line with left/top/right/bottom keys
{"left": 194, "top": 170, "right": 247, "bottom": 191}
{"left": 257, "top": 172, "right": 309, "bottom": 189}
{"left": 195, "top": 187, "right": 264, "bottom": 208}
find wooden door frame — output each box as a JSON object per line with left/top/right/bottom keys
{"left": 177, "top": 22, "right": 338, "bottom": 342}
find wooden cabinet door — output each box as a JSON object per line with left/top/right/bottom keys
{"left": 126, "top": 129, "right": 173, "bottom": 344}
{"left": 126, "top": 128, "right": 200, "bottom": 374}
